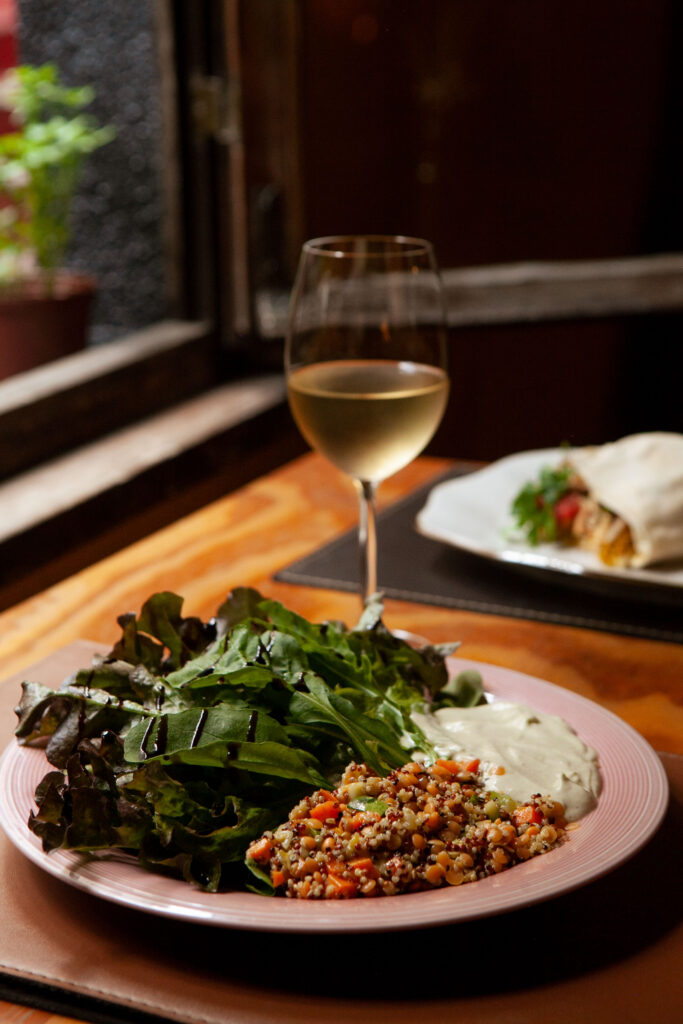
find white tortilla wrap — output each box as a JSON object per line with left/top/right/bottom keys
{"left": 569, "top": 432, "right": 683, "bottom": 567}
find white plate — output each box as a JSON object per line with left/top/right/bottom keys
{"left": 416, "top": 448, "right": 683, "bottom": 591}
{"left": 0, "top": 657, "right": 668, "bottom": 933}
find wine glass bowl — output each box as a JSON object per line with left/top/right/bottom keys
{"left": 285, "top": 235, "right": 449, "bottom": 603}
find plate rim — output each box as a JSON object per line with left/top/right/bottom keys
{"left": 0, "top": 656, "right": 670, "bottom": 934}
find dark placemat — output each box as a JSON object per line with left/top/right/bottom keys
{"left": 275, "top": 467, "right": 683, "bottom": 644}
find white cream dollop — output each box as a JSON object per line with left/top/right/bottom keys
{"left": 411, "top": 701, "right": 601, "bottom": 821}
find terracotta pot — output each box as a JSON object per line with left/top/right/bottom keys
{"left": 0, "top": 272, "right": 96, "bottom": 381}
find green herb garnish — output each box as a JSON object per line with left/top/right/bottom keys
{"left": 15, "top": 588, "right": 480, "bottom": 892}
{"left": 510, "top": 465, "right": 571, "bottom": 544}
{"left": 348, "top": 796, "right": 389, "bottom": 814}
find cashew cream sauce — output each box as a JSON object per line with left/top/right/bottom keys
{"left": 411, "top": 701, "right": 602, "bottom": 821}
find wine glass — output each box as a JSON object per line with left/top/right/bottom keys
{"left": 285, "top": 235, "right": 449, "bottom": 606}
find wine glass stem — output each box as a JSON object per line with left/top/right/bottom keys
{"left": 355, "top": 479, "right": 377, "bottom": 604}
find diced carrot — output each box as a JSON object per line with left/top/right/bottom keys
{"left": 347, "top": 811, "right": 380, "bottom": 832}
{"left": 513, "top": 805, "right": 543, "bottom": 826}
{"left": 270, "top": 869, "right": 285, "bottom": 887}
{"left": 309, "top": 799, "right": 342, "bottom": 822}
{"left": 326, "top": 871, "right": 358, "bottom": 897}
{"left": 435, "top": 757, "right": 480, "bottom": 774}
{"left": 348, "top": 857, "right": 379, "bottom": 878}
{"left": 248, "top": 837, "right": 272, "bottom": 863}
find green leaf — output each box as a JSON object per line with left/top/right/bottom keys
{"left": 123, "top": 704, "right": 290, "bottom": 763}
{"left": 215, "top": 587, "right": 267, "bottom": 632}
{"left": 0, "top": 64, "right": 115, "bottom": 279}
{"left": 348, "top": 795, "right": 388, "bottom": 814}
{"left": 510, "top": 464, "right": 572, "bottom": 545}
{"left": 224, "top": 741, "right": 329, "bottom": 788}
{"left": 137, "top": 592, "right": 187, "bottom": 666}
{"left": 436, "top": 669, "right": 486, "bottom": 708}
{"left": 109, "top": 611, "right": 165, "bottom": 671}
{"left": 163, "top": 634, "right": 227, "bottom": 687}
{"left": 14, "top": 680, "right": 143, "bottom": 768}
{"left": 245, "top": 857, "right": 275, "bottom": 895}
{"left": 289, "top": 673, "right": 408, "bottom": 775}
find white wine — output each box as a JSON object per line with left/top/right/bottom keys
{"left": 287, "top": 359, "right": 449, "bottom": 481}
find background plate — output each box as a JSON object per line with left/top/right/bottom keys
{"left": 416, "top": 448, "right": 683, "bottom": 592}
{"left": 0, "top": 657, "right": 669, "bottom": 933}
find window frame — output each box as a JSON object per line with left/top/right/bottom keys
{"left": 0, "top": 0, "right": 253, "bottom": 481}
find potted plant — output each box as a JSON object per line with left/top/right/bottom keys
{"left": 0, "top": 63, "right": 115, "bottom": 379}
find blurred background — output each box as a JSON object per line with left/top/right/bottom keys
{"left": 0, "top": 0, "right": 681, "bottom": 603}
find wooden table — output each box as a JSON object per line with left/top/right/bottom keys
{"left": 0, "top": 452, "right": 681, "bottom": 1024}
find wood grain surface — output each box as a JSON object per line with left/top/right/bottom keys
{"left": 0, "top": 453, "right": 680, "bottom": 754}
{"left": 0, "top": 1000, "right": 80, "bottom": 1024}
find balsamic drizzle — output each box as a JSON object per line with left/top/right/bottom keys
{"left": 246, "top": 710, "right": 258, "bottom": 742}
{"left": 139, "top": 718, "right": 155, "bottom": 759}
{"left": 138, "top": 694, "right": 258, "bottom": 761}
{"left": 152, "top": 715, "right": 168, "bottom": 755}
{"left": 190, "top": 708, "right": 208, "bottom": 748}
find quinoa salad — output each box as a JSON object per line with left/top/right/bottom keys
{"left": 246, "top": 756, "right": 567, "bottom": 899}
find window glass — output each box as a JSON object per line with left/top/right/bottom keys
{"left": 10, "top": 0, "right": 168, "bottom": 345}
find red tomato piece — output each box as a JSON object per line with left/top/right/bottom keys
{"left": 554, "top": 492, "right": 582, "bottom": 528}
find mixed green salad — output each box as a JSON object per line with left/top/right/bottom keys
{"left": 15, "top": 588, "right": 483, "bottom": 892}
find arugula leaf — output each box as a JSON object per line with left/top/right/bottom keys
{"left": 123, "top": 704, "right": 291, "bottom": 762}
{"left": 221, "top": 741, "right": 329, "bottom": 788}
{"left": 288, "top": 672, "right": 409, "bottom": 775}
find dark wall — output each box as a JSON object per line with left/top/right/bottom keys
{"left": 293, "top": 1, "right": 683, "bottom": 457}
{"left": 296, "top": 0, "right": 681, "bottom": 266}
{"left": 17, "top": 0, "right": 167, "bottom": 343}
